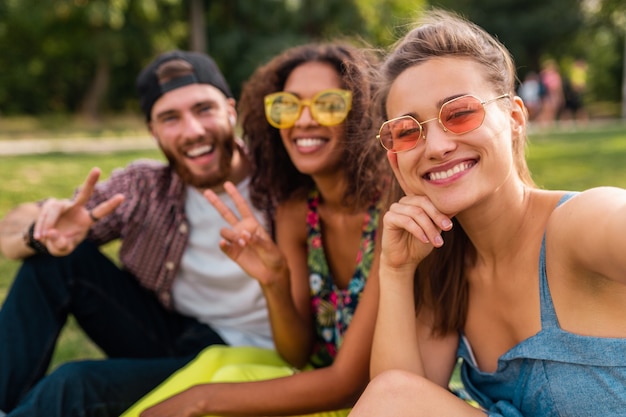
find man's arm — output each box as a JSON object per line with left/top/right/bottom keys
{"left": 0, "top": 202, "right": 43, "bottom": 260}
{"left": 0, "top": 168, "right": 125, "bottom": 260}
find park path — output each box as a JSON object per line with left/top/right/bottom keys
{"left": 0, "top": 136, "right": 154, "bottom": 156}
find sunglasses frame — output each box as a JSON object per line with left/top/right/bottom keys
{"left": 377, "top": 94, "right": 510, "bottom": 153}
{"left": 264, "top": 88, "right": 352, "bottom": 129}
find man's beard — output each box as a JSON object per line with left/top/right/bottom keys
{"left": 162, "top": 128, "right": 236, "bottom": 189}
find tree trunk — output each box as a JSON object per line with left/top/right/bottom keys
{"left": 78, "top": 55, "right": 110, "bottom": 122}
{"left": 190, "top": 0, "right": 206, "bottom": 52}
{"left": 622, "top": 34, "right": 626, "bottom": 119}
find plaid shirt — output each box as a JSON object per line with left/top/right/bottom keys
{"left": 85, "top": 160, "right": 194, "bottom": 309}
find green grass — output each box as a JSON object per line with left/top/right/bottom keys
{"left": 1, "top": 119, "right": 625, "bottom": 374}
{"left": 0, "top": 148, "right": 164, "bottom": 370}
{"left": 527, "top": 121, "right": 626, "bottom": 190}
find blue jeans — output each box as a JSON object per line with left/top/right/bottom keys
{"left": 0, "top": 241, "right": 226, "bottom": 416}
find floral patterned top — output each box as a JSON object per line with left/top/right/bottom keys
{"left": 307, "top": 188, "right": 380, "bottom": 368}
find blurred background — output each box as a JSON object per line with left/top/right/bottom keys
{"left": 0, "top": 0, "right": 624, "bottom": 134}
{"left": 0, "top": 0, "right": 625, "bottom": 370}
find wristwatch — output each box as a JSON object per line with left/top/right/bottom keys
{"left": 23, "top": 222, "right": 49, "bottom": 254}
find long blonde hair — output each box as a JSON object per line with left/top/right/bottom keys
{"left": 378, "top": 9, "right": 535, "bottom": 334}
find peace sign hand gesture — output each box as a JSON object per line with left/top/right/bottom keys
{"left": 204, "top": 181, "right": 288, "bottom": 286}
{"left": 35, "top": 167, "right": 125, "bottom": 256}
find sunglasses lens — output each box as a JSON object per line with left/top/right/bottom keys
{"left": 440, "top": 96, "right": 485, "bottom": 134}
{"left": 311, "top": 90, "right": 351, "bottom": 126}
{"left": 265, "top": 90, "right": 351, "bottom": 129}
{"left": 265, "top": 93, "right": 300, "bottom": 128}
{"left": 378, "top": 116, "right": 422, "bottom": 152}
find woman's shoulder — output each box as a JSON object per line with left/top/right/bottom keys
{"left": 550, "top": 186, "right": 626, "bottom": 217}
{"left": 570, "top": 186, "right": 626, "bottom": 200}
{"left": 274, "top": 196, "right": 309, "bottom": 238}
{"left": 546, "top": 186, "right": 626, "bottom": 253}
{"left": 544, "top": 187, "right": 626, "bottom": 332}
{"left": 276, "top": 195, "right": 308, "bottom": 217}
{"left": 531, "top": 187, "right": 623, "bottom": 216}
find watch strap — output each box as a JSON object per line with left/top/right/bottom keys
{"left": 23, "top": 222, "right": 49, "bottom": 255}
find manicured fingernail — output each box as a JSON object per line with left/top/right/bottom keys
{"left": 434, "top": 235, "right": 444, "bottom": 246}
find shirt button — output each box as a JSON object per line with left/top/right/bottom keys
{"left": 179, "top": 223, "right": 188, "bottom": 234}
{"left": 165, "top": 261, "right": 175, "bottom": 271}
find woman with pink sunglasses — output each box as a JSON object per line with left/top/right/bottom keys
{"left": 349, "top": 8, "right": 626, "bottom": 417}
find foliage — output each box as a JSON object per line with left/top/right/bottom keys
{"left": 0, "top": 0, "right": 623, "bottom": 118}
{"left": 430, "top": 0, "right": 585, "bottom": 75}
{"left": 353, "top": 0, "right": 428, "bottom": 47}
{"left": 203, "top": 0, "right": 378, "bottom": 99}
{"left": 581, "top": 0, "right": 626, "bottom": 103}
{"left": 0, "top": 0, "right": 186, "bottom": 116}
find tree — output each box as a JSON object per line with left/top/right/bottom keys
{"left": 189, "top": 0, "right": 206, "bottom": 52}
{"left": 586, "top": 0, "right": 626, "bottom": 117}
{"left": 199, "top": 0, "right": 428, "bottom": 98}
{"left": 0, "top": 0, "right": 621, "bottom": 118}
{"left": 430, "top": 0, "right": 585, "bottom": 75}
{"left": 0, "top": 0, "right": 186, "bottom": 118}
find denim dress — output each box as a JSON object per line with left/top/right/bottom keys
{"left": 458, "top": 193, "right": 626, "bottom": 416}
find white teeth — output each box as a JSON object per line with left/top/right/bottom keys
{"left": 186, "top": 144, "right": 213, "bottom": 157}
{"left": 295, "top": 138, "right": 325, "bottom": 147}
{"left": 429, "top": 162, "right": 473, "bottom": 180}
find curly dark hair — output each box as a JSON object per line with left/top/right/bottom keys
{"left": 239, "top": 42, "right": 389, "bottom": 218}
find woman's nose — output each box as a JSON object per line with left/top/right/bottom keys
{"left": 294, "top": 104, "right": 318, "bottom": 127}
{"left": 422, "top": 121, "right": 457, "bottom": 159}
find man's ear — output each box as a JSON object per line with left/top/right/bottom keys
{"left": 226, "top": 97, "right": 237, "bottom": 127}
{"left": 148, "top": 123, "right": 159, "bottom": 143}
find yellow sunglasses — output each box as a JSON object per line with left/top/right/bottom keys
{"left": 264, "top": 89, "right": 352, "bottom": 129}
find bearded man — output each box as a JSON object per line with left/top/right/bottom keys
{"left": 0, "top": 50, "right": 273, "bottom": 417}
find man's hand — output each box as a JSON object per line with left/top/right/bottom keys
{"left": 34, "top": 167, "right": 124, "bottom": 256}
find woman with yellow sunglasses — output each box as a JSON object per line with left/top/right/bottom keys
{"left": 122, "top": 42, "right": 390, "bottom": 417}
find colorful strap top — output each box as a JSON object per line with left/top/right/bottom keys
{"left": 457, "top": 193, "right": 626, "bottom": 416}
{"left": 307, "top": 188, "right": 379, "bottom": 368}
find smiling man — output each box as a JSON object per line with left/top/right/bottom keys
{"left": 0, "top": 50, "right": 272, "bottom": 417}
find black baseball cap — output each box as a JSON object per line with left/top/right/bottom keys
{"left": 136, "top": 50, "right": 233, "bottom": 121}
